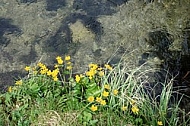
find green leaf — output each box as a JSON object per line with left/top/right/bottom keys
{"left": 83, "top": 111, "right": 92, "bottom": 122}
{"left": 89, "top": 119, "right": 98, "bottom": 125}
{"left": 63, "top": 70, "right": 70, "bottom": 74}
{"left": 73, "top": 84, "right": 82, "bottom": 96}
{"left": 78, "top": 114, "right": 83, "bottom": 123}
{"left": 81, "top": 77, "right": 89, "bottom": 85}
{"left": 85, "top": 86, "right": 100, "bottom": 98}
{"left": 135, "top": 118, "right": 143, "bottom": 124}
{"left": 29, "top": 83, "right": 40, "bottom": 91}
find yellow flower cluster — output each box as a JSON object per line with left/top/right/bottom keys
{"left": 37, "top": 62, "right": 49, "bottom": 75}
{"left": 96, "top": 97, "right": 106, "bottom": 106}
{"left": 89, "top": 63, "right": 98, "bottom": 70}
{"left": 8, "top": 56, "right": 72, "bottom": 93}
{"left": 87, "top": 84, "right": 120, "bottom": 112}
{"left": 85, "top": 63, "right": 111, "bottom": 80}
{"left": 75, "top": 74, "right": 84, "bottom": 83}
{"left": 50, "top": 69, "right": 59, "bottom": 81}
{"left": 62, "top": 55, "right": 72, "bottom": 70}
{"left": 121, "top": 98, "right": 139, "bottom": 114}
{"left": 103, "top": 84, "right": 118, "bottom": 96}
{"left": 24, "top": 56, "right": 72, "bottom": 82}
{"left": 94, "top": 97, "right": 106, "bottom": 106}
{"left": 24, "top": 66, "right": 38, "bottom": 75}
{"left": 88, "top": 96, "right": 107, "bottom": 112}
{"left": 56, "top": 55, "right": 72, "bottom": 70}
{"left": 74, "top": 63, "right": 112, "bottom": 82}
{"left": 7, "top": 79, "right": 24, "bottom": 92}
{"left": 86, "top": 64, "right": 97, "bottom": 79}
{"left": 37, "top": 62, "right": 59, "bottom": 81}
{"left": 130, "top": 99, "right": 139, "bottom": 115}
{"left": 88, "top": 84, "right": 120, "bottom": 112}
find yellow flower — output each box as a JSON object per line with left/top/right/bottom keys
{"left": 102, "top": 90, "right": 109, "bottom": 97}
{"left": 40, "top": 68, "right": 48, "bottom": 75}
{"left": 54, "top": 64, "right": 59, "bottom": 68}
{"left": 113, "top": 89, "right": 118, "bottom": 95}
{"left": 157, "top": 121, "right": 163, "bottom": 126}
{"left": 97, "top": 67, "right": 103, "bottom": 71}
{"left": 96, "top": 97, "right": 102, "bottom": 103}
{"left": 87, "top": 96, "right": 94, "bottom": 102}
{"left": 8, "top": 86, "right": 12, "bottom": 92}
{"left": 80, "top": 74, "right": 84, "bottom": 78}
{"left": 122, "top": 106, "right": 127, "bottom": 111}
{"left": 100, "top": 100, "right": 106, "bottom": 106}
{"left": 15, "top": 80, "right": 22, "bottom": 86}
{"left": 56, "top": 56, "right": 63, "bottom": 65}
{"left": 37, "top": 62, "right": 44, "bottom": 67}
{"left": 86, "top": 70, "right": 96, "bottom": 77}
{"left": 65, "top": 55, "right": 70, "bottom": 61}
{"left": 24, "top": 66, "right": 30, "bottom": 71}
{"left": 67, "top": 61, "right": 71, "bottom": 65}
{"left": 89, "top": 76, "right": 93, "bottom": 80}
{"left": 98, "top": 71, "right": 104, "bottom": 76}
{"left": 66, "top": 65, "right": 72, "bottom": 70}
{"left": 53, "top": 77, "right": 58, "bottom": 81}
{"left": 90, "top": 105, "right": 98, "bottom": 112}
{"left": 40, "top": 65, "right": 47, "bottom": 70}
{"left": 104, "top": 84, "right": 110, "bottom": 90}
{"left": 104, "top": 64, "right": 112, "bottom": 70}
{"left": 131, "top": 105, "right": 139, "bottom": 114}
{"left": 75, "top": 75, "right": 80, "bottom": 83}
{"left": 38, "top": 64, "right": 48, "bottom": 75}
{"left": 89, "top": 63, "right": 98, "bottom": 70}
{"left": 47, "top": 70, "right": 52, "bottom": 76}
{"left": 51, "top": 69, "right": 59, "bottom": 78}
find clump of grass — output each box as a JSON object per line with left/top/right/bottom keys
{"left": 0, "top": 55, "right": 189, "bottom": 125}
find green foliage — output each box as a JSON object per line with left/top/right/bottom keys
{"left": 78, "top": 111, "right": 98, "bottom": 126}
{"left": 0, "top": 55, "right": 189, "bottom": 125}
